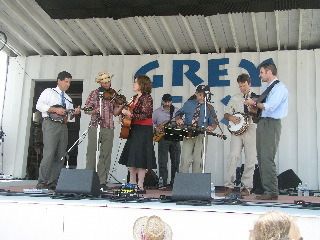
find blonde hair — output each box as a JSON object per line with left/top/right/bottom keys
{"left": 133, "top": 215, "right": 172, "bottom": 240}
{"left": 250, "top": 211, "right": 301, "bottom": 240}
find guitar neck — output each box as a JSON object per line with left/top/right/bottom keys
{"left": 195, "top": 128, "right": 227, "bottom": 140}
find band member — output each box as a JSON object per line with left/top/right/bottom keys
{"left": 84, "top": 72, "right": 122, "bottom": 190}
{"left": 119, "top": 75, "right": 156, "bottom": 192}
{"left": 175, "top": 85, "right": 217, "bottom": 173}
{"left": 36, "top": 71, "right": 80, "bottom": 190}
{"left": 245, "top": 62, "right": 288, "bottom": 200}
{"left": 152, "top": 94, "right": 181, "bottom": 186}
{"left": 224, "top": 73, "right": 257, "bottom": 196}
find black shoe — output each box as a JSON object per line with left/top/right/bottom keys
{"left": 137, "top": 189, "right": 146, "bottom": 194}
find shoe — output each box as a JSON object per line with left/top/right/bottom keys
{"left": 48, "top": 184, "right": 56, "bottom": 191}
{"left": 100, "top": 184, "right": 110, "bottom": 191}
{"left": 255, "top": 194, "right": 278, "bottom": 200}
{"left": 36, "top": 183, "right": 48, "bottom": 189}
{"left": 240, "top": 188, "right": 251, "bottom": 197}
{"left": 137, "top": 189, "right": 146, "bottom": 194}
{"left": 224, "top": 187, "right": 234, "bottom": 196}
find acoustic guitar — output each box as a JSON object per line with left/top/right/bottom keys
{"left": 119, "top": 98, "right": 134, "bottom": 139}
{"left": 153, "top": 131, "right": 165, "bottom": 142}
{"left": 153, "top": 121, "right": 169, "bottom": 142}
{"left": 247, "top": 94, "right": 261, "bottom": 123}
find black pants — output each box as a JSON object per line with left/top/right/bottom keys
{"left": 158, "top": 139, "right": 181, "bottom": 185}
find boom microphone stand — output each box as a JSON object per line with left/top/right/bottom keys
{"left": 61, "top": 117, "right": 100, "bottom": 168}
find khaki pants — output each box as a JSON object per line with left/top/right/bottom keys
{"left": 224, "top": 124, "right": 257, "bottom": 189}
{"left": 86, "top": 127, "right": 114, "bottom": 184}
{"left": 179, "top": 134, "right": 207, "bottom": 173}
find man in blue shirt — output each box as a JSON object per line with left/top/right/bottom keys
{"left": 175, "top": 85, "right": 217, "bottom": 173}
{"left": 245, "top": 62, "right": 288, "bottom": 200}
{"left": 152, "top": 94, "right": 181, "bottom": 186}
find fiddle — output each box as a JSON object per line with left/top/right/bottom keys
{"left": 103, "top": 88, "right": 127, "bottom": 105}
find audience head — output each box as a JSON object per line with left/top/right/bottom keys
{"left": 250, "top": 211, "right": 302, "bottom": 240}
{"left": 133, "top": 215, "right": 172, "bottom": 240}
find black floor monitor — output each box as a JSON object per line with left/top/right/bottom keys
{"left": 172, "top": 173, "right": 211, "bottom": 201}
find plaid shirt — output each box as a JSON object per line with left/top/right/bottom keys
{"left": 85, "top": 89, "right": 115, "bottom": 128}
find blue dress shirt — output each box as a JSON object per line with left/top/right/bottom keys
{"left": 261, "top": 79, "right": 288, "bottom": 119}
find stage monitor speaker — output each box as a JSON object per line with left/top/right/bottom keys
{"left": 56, "top": 169, "right": 100, "bottom": 197}
{"left": 172, "top": 173, "right": 211, "bottom": 201}
{"left": 278, "top": 169, "right": 301, "bottom": 190}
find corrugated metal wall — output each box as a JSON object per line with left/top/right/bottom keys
{"left": 2, "top": 50, "right": 320, "bottom": 188}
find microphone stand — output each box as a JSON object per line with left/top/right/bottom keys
{"left": 201, "top": 94, "right": 208, "bottom": 174}
{"left": 61, "top": 117, "right": 100, "bottom": 169}
{"left": 96, "top": 92, "right": 103, "bottom": 172}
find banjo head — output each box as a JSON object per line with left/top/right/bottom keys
{"left": 227, "top": 113, "right": 249, "bottom": 135}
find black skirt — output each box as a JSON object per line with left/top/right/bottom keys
{"left": 119, "top": 124, "right": 157, "bottom": 169}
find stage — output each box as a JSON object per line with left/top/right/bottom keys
{"left": 0, "top": 180, "right": 320, "bottom": 240}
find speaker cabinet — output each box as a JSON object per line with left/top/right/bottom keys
{"left": 172, "top": 173, "right": 211, "bottom": 201}
{"left": 278, "top": 169, "right": 301, "bottom": 190}
{"left": 56, "top": 169, "right": 100, "bottom": 197}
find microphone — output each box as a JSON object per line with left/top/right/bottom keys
{"left": 98, "top": 87, "right": 105, "bottom": 99}
{"left": 203, "top": 85, "right": 211, "bottom": 93}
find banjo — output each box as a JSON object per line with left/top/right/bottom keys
{"left": 48, "top": 105, "right": 92, "bottom": 123}
{"left": 227, "top": 112, "right": 249, "bottom": 136}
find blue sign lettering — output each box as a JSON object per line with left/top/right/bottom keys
{"left": 172, "top": 60, "right": 204, "bottom": 86}
{"left": 135, "top": 60, "right": 163, "bottom": 88}
{"left": 134, "top": 57, "right": 272, "bottom": 89}
{"left": 208, "top": 58, "right": 230, "bottom": 87}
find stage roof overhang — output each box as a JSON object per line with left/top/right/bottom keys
{"left": 0, "top": 0, "right": 320, "bottom": 56}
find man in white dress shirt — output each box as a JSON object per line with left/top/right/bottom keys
{"left": 36, "top": 71, "right": 80, "bottom": 190}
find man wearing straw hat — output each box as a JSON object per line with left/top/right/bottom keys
{"left": 84, "top": 72, "right": 122, "bottom": 190}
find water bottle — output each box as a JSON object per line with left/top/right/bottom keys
{"left": 211, "top": 182, "right": 215, "bottom": 199}
{"left": 297, "top": 183, "right": 303, "bottom": 197}
{"left": 159, "top": 177, "right": 164, "bottom": 188}
{"left": 303, "top": 183, "right": 309, "bottom": 196}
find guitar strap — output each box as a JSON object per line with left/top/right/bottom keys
{"left": 251, "top": 80, "right": 280, "bottom": 123}
{"left": 51, "top": 88, "right": 74, "bottom": 105}
{"left": 257, "top": 80, "right": 280, "bottom": 103}
{"left": 169, "top": 105, "right": 174, "bottom": 120}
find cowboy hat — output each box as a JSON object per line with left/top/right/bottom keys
{"left": 95, "top": 71, "right": 113, "bottom": 83}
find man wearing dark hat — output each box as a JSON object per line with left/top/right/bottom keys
{"left": 175, "top": 85, "right": 217, "bottom": 173}
{"left": 152, "top": 94, "right": 181, "bottom": 186}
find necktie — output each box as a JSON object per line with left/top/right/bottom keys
{"left": 192, "top": 103, "right": 201, "bottom": 127}
{"left": 61, "top": 91, "right": 66, "bottom": 108}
